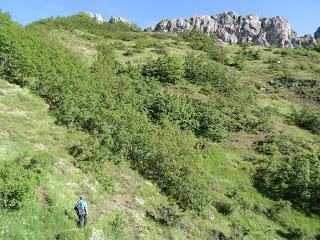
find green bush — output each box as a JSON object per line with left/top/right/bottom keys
{"left": 254, "top": 132, "right": 312, "bottom": 156}
{"left": 146, "top": 201, "right": 181, "bottom": 226}
{"left": 277, "top": 227, "right": 310, "bottom": 240}
{"left": 184, "top": 52, "right": 236, "bottom": 95}
{"left": 215, "top": 201, "right": 233, "bottom": 216}
{"left": 255, "top": 133, "right": 320, "bottom": 214}
{"left": 181, "top": 29, "right": 228, "bottom": 64}
{"left": 233, "top": 44, "right": 262, "bottom": 69}
{"left": 233, "top": 53, "right": 247, "bottom": 70}
{"left": 293, "top": 106, "right": 320, "bottom": 134}
{"left": 0, "top": 161, "right": 37, "bottom": 210}
{"left": 143, "top": 53, "right": 185, "bottom": 84}
{"left": 148, "top": 93, "right": 199, "bottom": 131}
{"left": 130, "top": 120, "right": 212, "bottom": 211}
{"left": 267, "top": 200, "right": 292, "bottom": 223}
{"left": 195, "top": 101, "right": 227, "bottom": 142}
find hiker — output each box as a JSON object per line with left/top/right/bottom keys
{"left": 74, "top": 196, "right": 88, "bottom": 228}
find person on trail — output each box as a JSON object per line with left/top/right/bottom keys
{"left": 74, "top": 196, "right": 88, "bottom": 228}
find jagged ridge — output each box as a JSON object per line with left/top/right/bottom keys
{"left": 148, "top": 11, "right": 316, "bottom": 48}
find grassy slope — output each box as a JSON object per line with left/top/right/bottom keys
{"left": 1, "top": 79, "right": 217, "bottom": 240}
{"left": 52, "top": 27, "right": 320, "bottom": 238}
{"left": 1, "top": 22, "right": 320, "bottom": 239}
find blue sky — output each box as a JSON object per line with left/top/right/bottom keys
{"left": 0, "top": 0, "right": 319, "bottom": 36}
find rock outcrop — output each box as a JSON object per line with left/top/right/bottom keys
{"left": 148, "top": 11, "right": 316, "bottom": 48}
{"left": 315, "top": 27, "right": 320, "bottom": 39}
{"left": 109, "top": 16, "right": 130, "bottom": 24}
{"left": 82, "top": 12, "right": 131, "bottom": 25}
{"left": 84, "top": 12, "right": 104, "bottom": 23}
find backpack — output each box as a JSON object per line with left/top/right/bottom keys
{"left": 74, "top": 201, "right": 85, "bottom": 216}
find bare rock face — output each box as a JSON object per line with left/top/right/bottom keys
{"left": 149, "top": 12, "right": 316, "bottom": 48}
{"left": 94, "top": 13, "right": 104, "bottom": 23}
{"left": 81, "top": 13, "right": 131, "bottom": 25}
{"left": 109, "top": 16, "right": 130, "bottom": 24}
{"left": 82, "top": 12, "right": 104, "bottom": 23}
{"left": 315, "top": 27, "right": 320, "bottom": 39}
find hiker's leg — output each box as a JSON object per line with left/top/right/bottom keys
{"left": 77, "top": 214, "right": 81, "bottom": 227}
{"left": 79, "top": 215, "right": 84, "bottom": 228}
{"left": 84, "top": 213, "right": 88, "bottom": 226}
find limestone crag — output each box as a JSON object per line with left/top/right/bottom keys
{"left": 84, "top": 12, "right": 104, "bottom": 23}
{"left": 148, "top": 11, "right": 315, "bottom": 48}
{"left": 315, "top": 27, "right": 320, "bottom": 39}
{"left": 109, "top": 16, "right": 130, "bottom": 24}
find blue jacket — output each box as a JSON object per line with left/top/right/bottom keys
{"left": 80, "top": 200, "right": 87, "bottom": 211}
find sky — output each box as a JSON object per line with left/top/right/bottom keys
{"left": 0, "top": 0, "right": 319, "bottom": 36}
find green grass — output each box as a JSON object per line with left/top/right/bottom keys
{"left": 0, "top": 79, "right": 218, "bottom": 239}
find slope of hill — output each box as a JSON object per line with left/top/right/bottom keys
{"left": 1, "top": 12, "right": 320, "bottom": 240}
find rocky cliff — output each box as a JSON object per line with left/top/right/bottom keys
{"left": 148, "top": 11, "right": 315, "bottom": 48}
{"left": 315, "top": 27, "right": 320, "bottom": 39}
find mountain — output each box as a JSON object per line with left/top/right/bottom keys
{"left": 1, "top": 11, "right": 320, "bottom": 240}
{"left": 148, "top": 11, "right": 316, "bottom": 48}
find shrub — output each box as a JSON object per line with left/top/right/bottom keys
{"left": 255, "top": 133, "right": 320, "bottom": 214}
{"left": 0, "top": 160, "right": 37, "bottom": 210}
{"left": 143, "top": 53, "right": 185, "bottom": 84}
{"left": 129, "top": 120, "right": 212, "bottom": 211}
{"left": 215, "top": 201, "right": 233, "bottom": 216}
{"left": 148, "top": 93, "right": 199, "bottom": 131}
{"left": 184, "top": 52, "right": 236, "bottom": 95}
{"left": 195, "top": 101, "right": 227, "bottom": 142}
{"left": 232, "top": 45, "right": 261, "bottom": 70}
{"left": 293, "top": 106, "right": 320, "bottom": 134}
{"left": 267, "top": 200, "right": 292, "bottom": 223}
{"left": 146, "top": 201, "right": 181, "bottom": 226}
{"left": 233, "top": 53, "right": 247, "bottom": 70}
{"left": 123, "top": 49, "right": 136, "bottom": 56}
{"left": 277, "top": 227, "right": 309, "bottom": 240}
{"left": 254, "top": 132, "right": 312, "bottom": 156}
{"left": 181, "top": 29, "right": 228, "bottom": 64}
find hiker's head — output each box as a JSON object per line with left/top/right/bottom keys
{"left": 80, "top": 196, "right": 84, "bottom": 200}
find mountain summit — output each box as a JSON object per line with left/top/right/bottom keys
{"left": 148, "top": 11, "right": 316, "bottom": 48}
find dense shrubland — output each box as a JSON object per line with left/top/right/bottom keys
{"left": 255, "top": 133, "right": 320, "bottom": 215}
{"left": 0, "top": 12, "right": 273, "bottom": 214}
{"left": 2, "top": 11, "right": 320, "bottom": 239}
{"left": 0, "top": 151, "right": 52, "bottom": 211}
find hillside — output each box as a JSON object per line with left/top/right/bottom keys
{"left": 1, "top": 12, "right": 320, "bottom": 240}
